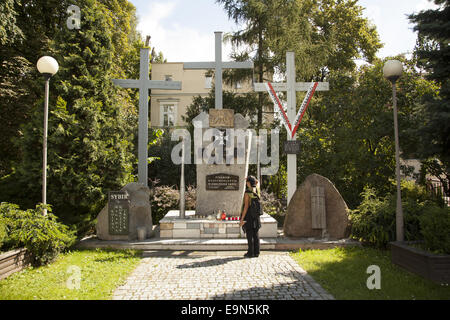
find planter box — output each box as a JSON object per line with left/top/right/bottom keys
{"left": 390, "top": 241, "right": 450, "bottom": 285}
{"left": 0, "top": 249, "right": 30, "bottom": 280}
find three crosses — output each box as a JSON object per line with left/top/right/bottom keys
{"left": 112, "top": 32, "right": 329, "bottom": 205}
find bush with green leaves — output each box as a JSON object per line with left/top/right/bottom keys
{"left": 260, "top": 190, "right": 286, "bottom": 226}
{"left": 349, "top": 181, "right": 442, "bottom": 248}
{"left": 419, "top": 205, "right": 450, "bottom": 255}
{"left": 0, "top": 202, "right": 76, "bottom": 266}
{"left": 150, "top": 186, "right": 196, "bottom": 224}
{"left": 0, "top": 216, "right": 7, "bottom": 249}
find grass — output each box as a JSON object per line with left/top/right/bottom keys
{"left": 0, "top": 249, "right": 142, "bottom": 300}
{"left": 290, "top": 246, "right": 450, "bottom": 300}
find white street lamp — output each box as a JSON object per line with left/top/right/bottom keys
{"left": 383, "top": 60, "right": 404, "bottom": 242}
{"left": 37, "top": 56, "right": 59, "bottom": 215}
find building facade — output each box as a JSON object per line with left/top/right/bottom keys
{"left": 150, "top": 63, "right": 254, "bottom": 128}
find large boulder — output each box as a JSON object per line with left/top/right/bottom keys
{"left": 283, "top": 174, "right": 350, "bottom": 239}
{"left": 96, "top": 183, "right": 153, "bottom": 240}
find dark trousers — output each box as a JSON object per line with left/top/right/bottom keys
{"left": 245, "top": 227, "right": 260, "bottom": 256}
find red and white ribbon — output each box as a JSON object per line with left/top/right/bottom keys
{"left": 266, "top": 82, "right": 318, "bottom": 138}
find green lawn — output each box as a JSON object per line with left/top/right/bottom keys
{"left": 0, "top": 249, "right": 141, "bottom": 300}
{"left": 290, "top": 246, "right": 450, "bottom": 300}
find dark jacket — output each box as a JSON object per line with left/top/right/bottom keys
{"left": 243, "top": 187, "right": 261, "bottom": 231}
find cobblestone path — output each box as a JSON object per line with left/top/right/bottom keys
{"left": 113, "top": 251, "right": 334, "bottom": 300}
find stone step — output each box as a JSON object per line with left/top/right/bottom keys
{"left": 76, "top": 236, "right": 360, "bottom": 252}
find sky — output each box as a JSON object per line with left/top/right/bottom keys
{"left": 128, "top": 0, "right": 440, "bottom": 63}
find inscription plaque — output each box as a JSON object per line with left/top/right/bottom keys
{"left": 284, "top": 141, "right": 301, "bottom": 154}
{"left": 209, "top": 109, "right": 234, "bottom": 128}
{"left": 206, "top": 174, "right": 239, "bottom": 191}
{"left": 108, "top": 191, "right": 130, "bottom": 235}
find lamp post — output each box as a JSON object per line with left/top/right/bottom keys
{"left": 383, "top": 60, "right": 404, "bottom": 242}
{"left": 37, "top": 56, "right": 59, "bottom": 215}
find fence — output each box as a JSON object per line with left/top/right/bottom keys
{"left": 426, "top": 179, "right": 450, "bottom": 206}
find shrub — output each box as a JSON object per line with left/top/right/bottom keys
{"left": 0, "top": 202, "right": 76, "bottom": 266}
{"left": 349, "top": 188, "right": 395, "bottom": 247}
{"left": 0, "top": 216, "right": 7, "bottom": 249}
{"left": 349, "top": 181, "right": 441, "bottom": 248}
{"left": 261, "top": 190, "right": 286, "bottom": 226}
{"left": 419, "top": 206, "right": 450, "bottom": 254}
{"left": 150, "top": 185, "right": 196, "bottom": 224}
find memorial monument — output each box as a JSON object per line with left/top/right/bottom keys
{"left": 283, "top": 174, "right": 350, "bottom": 240}
{"left": 159, "top": 32, "right": 277, "bottom": 239}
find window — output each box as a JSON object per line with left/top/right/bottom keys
{"left": 205, "top": 76, "right": 212, "bottom": 89}
{"left": 161, "top": 103, "right": 176, "bottom": 127}
{"left": 165, "top": 75, "right": 173, "bottom": 81}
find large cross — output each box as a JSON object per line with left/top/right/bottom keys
{"left": 112, "top": 48, "right": 182, "bottom": 186}
{"left": 184, "top": 31, "right": 253, "bottom": 110}
{"left": 254, "top": 52, "right": 329, "bottom": 205}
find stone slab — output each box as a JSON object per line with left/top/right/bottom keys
{"left": 160, "top": 223, "right": 173, "bottom": 230}
{"left": 227, "top": 227, "right": 240, "bottom": 234}
{"left": 284, "top": 174, "right": 350, "bottom": 239}
{"left": 77, "top": 235, "right": 361, "bottom": 251}
{"left": 173, "top": 222, "right": 187, "bottom": 229}
{"left": 160, "top": 230, "right": 173, "bottom": 238}
{"left": 159, "top": 211, "right": 278, "bottom": 239}
{"left": 173, "top": 229, "right": 201, "bottom": 239}
{"left": 194, "top": 112, "right": 252, "bottom": 217}
{"left": 96, "top": 183, "right": 153, "bottom": 241}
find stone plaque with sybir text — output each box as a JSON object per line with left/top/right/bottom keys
{"left": 206, "top": 174, "right": 239, "bottom": 191}
{"left": 108, "top": 191, "right": 130, "bottom": 235}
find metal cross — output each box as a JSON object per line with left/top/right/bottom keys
{"left": 254, "top": 52, "right": 329, "bottom": 205}
{"left": 112, "top": 48, "right": 182, "bottom": 186}
{"left": 184, "top": 31, "right": 254, "bottom": 110}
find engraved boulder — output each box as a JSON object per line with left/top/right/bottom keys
{"left": 96, "top": 182, "right": 153, "bottom": 240}
{"left": 283, "top": 174, "right": 350, "bottom": 239}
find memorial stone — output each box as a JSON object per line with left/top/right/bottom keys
{"left": 96, "top": 183, "right": 153, "bottom": 240}
{"left": 194, "top": 112, "right": 252, "bottom": 217}
{"left": 284, "top": 174, "right": 350, "bottom": 239}
{"left": 108, "top": 191, "right": 130, "bottom": 235}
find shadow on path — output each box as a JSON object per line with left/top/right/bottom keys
{"left": 177, "top": 257, "right": 244, "bottom": 269}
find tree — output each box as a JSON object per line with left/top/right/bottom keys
{"left": 409, "top": 0, "right": 450, "bottom": 196}
{"left": 216, "top": 0, "right": 382, "bottom": 127}
{"left": 0, "top": 0, "right": 149, "bottom": 235}
{"left": 0, "top": 0, "right": 70, "bottom": 176}
{"left": 298, "top": 58, "right": 438, "bottom": 208}
{"left": 0, "top": 0, "right": 23, "bottom": 45}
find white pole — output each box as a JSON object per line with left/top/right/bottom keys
{"left": 42, "top": 77, "right": 50, "bottom": 216}
{"left": 180, "top": 137, "right": 186, "bottom": 219}
{"left": 392, "top": 83, "right": 404, "bottom": 241}
{"left": 215, "top": 32, "right": 223, "bottom": 110}
{"left": 286, "top": 52, "right": 297, "bottom": 205}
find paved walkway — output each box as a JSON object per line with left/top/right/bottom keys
{"left": 113, "top": 251, "right": 334, "bottom": 300}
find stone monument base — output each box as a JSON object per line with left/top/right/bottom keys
{"left": 159, "top": 210, "right": 278, "bottom": 239}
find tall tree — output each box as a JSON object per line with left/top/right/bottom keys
{"left": 298, "top": 58, "right": 438, "bottom": 208}
{"left": 0, "top": 0, "right": 149, "bottom": 234}
{"left": 0, "top": 0, "right": 70, "bottom": 176}
{"left": 216, "top": 0, "right": 382, "bottom": 127}
{"left": 409, "top": 0, "right": 450, "bottom": 195}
